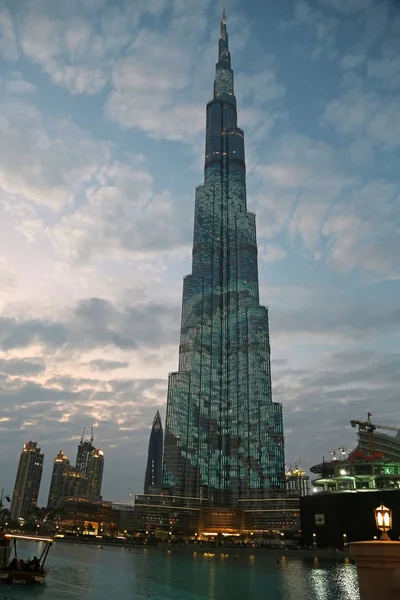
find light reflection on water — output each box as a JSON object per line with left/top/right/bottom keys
{"left": 0, "top": 542, "right": 360, "bottom": 600}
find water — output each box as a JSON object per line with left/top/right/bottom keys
{"left": 0, "top": 542, "right": 360, "bottom": 600}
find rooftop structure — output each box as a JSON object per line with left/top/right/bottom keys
{"left": 311, "top": 452, "right": 400, "bottom": 493}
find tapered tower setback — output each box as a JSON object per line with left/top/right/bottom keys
{"left": 163, "top": 11, "right": 285, "bottom": 505}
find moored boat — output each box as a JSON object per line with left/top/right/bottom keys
{"left": 0, "top": 533, "right": 53, "bottom": 585}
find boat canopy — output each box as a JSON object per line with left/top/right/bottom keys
{"left": 5, "top": 534, "right": 53, "bottom": 543}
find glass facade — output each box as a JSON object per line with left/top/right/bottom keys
{"left": 162, "top": 11, "right": 285, "bottom": 505}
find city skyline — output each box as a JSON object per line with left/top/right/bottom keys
{"left": 0, "top": 0, "right": 399, "bottom": 503}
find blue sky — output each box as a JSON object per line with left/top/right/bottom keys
{"left": 0, "top": 0, "right": 399, "bottom": 504}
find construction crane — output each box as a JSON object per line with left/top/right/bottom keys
{"left": 337, "top": 447, "right": 351, "bottom": 460}
{"left": 329, "top": 449, "right": 338, "bottom": 460}
{"left": 350, "top": 412, "right": 400, "bottom": 454}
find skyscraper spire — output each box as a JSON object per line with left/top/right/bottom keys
{"left": 222, "top": 0, "right": 226, "bottom": 24}
{"left": 163, "top": 9, "right": 285, "bottom": 506}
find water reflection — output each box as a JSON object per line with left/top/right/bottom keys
{"left": 336, "top": 564, "right": 360, "bottom": 600}
{"left": 279, "top": 558, "right": 311, "bottom": 599}
{"left": 310, "top": 568, "right": 330, "bottom": 598}
{"left": 0, "top": 543, "right": 360, "bottom": 600}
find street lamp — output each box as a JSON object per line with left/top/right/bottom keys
{"left": 374, "top": 503, "right": 392, "bottom": 540}
{"left": 0, "top": 490, "right": 11, "bottom": 527}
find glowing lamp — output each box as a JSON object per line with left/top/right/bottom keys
{"left": 374, "top": 503, "right": 392, "bottom": 540}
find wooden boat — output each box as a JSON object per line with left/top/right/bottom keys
{"left": 0, "top": 533, "right": 53, "bottom": 585}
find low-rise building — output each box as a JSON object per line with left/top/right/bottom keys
{"left": 57, "top": 496, "right": 116, "bottom": 535}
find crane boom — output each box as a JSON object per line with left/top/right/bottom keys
{"left": 350, "top": 412, "right": 400, "bottom": 455}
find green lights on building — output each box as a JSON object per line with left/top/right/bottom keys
{"left": 162, "top": 9, "right": 285, "bottom": 506}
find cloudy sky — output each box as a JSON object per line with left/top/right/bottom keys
{"left": 0, "top": 0, "right": 399, "bottom": 504}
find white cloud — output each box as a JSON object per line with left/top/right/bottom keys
{"left": 324, "top": 89, "right": 400, "bottom": 151}
{"left": 105, "top": 28, "right": 205, "bottom": 141}
{"left": 259, "top": 243, "right": 287, "bottom": 263}
{"left": 280, "top": 0, "right": 338, "bottom": 58}
{"left": 368, "top": 41, "right": 400, "bottom": 91}
{"left": 4, "top": 78, "right": 36, "bottom": 95}
{"left": 236, "top": 66, "right": 285, "bottom": 106}
{"left": 52, "top": 65, "right": 107, "bottom": 96}
{"left": 0, "top": 258, "right": 16, "bottom": 290}
{"left": 340, "top": 54, "right": 365, "bottom": 70}
{"left": 324, "top": 89, "right": 377, "bottom": 135}
{"left": 50, "top": 158, "right": 193, "bottom": 262}
{"left": 253, "top": 134, "right": 358, "bottom": 249}
{"left": 0, "top": 98, "right": 110, "bottom": 211}
{"left": 318, "top": 0, "right": 373, "bottom": 14}
{"left": 0, "top": 7, "right": 19, "bottom": 61}
{"left": 323, "top": 180, "right": 400, "bottom": 279}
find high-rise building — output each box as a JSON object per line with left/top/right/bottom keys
{"left": 47, "top": 450, "right": 89, "bottom": 509}
{"left": 75, "top": 429, "right": 104, "bottom": 498}
{"left": 76, "top": 435, "right": 95, "bottom": 477}
{"left": 162, "top": 9, "right": 285, "bottom": 506}
{"left": 10, "top": 441, "right": 44, "bottom": 520}
{"left": 144, "top": 411, "right": 163, "bottom": 493}
{"left": 285, "top": 467, "right": 310, "bottom": 497}
{"left": 47, "top": 450, "right": 70, "bottom": 510}
{"left": 87, "top": 448, "right": 104, "bottom": 498}
{"left": 62, "top": 466, "right": 88, "bottom": 499}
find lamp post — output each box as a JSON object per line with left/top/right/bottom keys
{"left": 0, "top": 490, "right": 11, "bottom": 528}
{"left": 374, "top": 503, "right": 392, "bottom": 541}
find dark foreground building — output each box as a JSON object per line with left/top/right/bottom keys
{"left": 301, "top": 490, "right": 400, "bottom": 548}
{"left": 144, "top": 411, "right": 163, "bottom": 493}
{"left": 162, "top": 8, "right": 285, "bottom": 517}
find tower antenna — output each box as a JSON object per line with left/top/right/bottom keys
{"left": 222, "top": 0, "right": 226, "bottom": 23}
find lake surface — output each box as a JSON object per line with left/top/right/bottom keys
{"left": 0, "top": 541, "right": 360, "bottom": 600}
